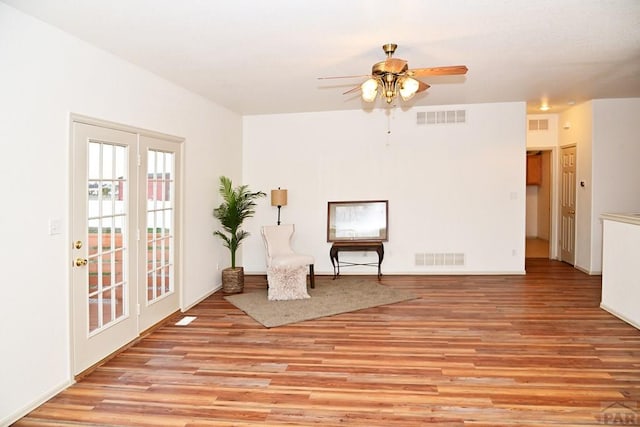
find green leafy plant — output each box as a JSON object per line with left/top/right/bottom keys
{"left": 213, "top": 176, "right": 266, "bottom": 268}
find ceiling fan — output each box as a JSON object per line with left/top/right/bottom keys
{"left": 319, "top": 43, "right": 468, "bottom": 104}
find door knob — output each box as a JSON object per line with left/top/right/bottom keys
{"left": 74, "top": 258, "right": 88, "bottom": 267}
{"left": 569, "top": 210, "right": 575, "bottom": 214}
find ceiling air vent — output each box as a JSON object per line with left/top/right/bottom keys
{"left": 528, "top": 119, "right": 549, "bottom": 131}
{"left": 417, "top": 110, "right": 466, "bottom": 125}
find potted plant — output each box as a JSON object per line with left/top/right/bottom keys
{"left": 213, "top": 176, "right": 266, "bottom": 293}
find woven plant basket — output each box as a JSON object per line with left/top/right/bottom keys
{"left": 222, "top": 267, "right": 244, "bottom": 294}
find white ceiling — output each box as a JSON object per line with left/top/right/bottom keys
{"left": 4, "top": 0, "right": 640, "bottom": 115}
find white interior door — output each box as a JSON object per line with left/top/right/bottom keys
{"left": 72, "top": 121, "right": 181, "bottom": 374}
{"left": 560, "top": 145, "right": 576, "bottom": 264}
{"left": 71, "top": 122, "right": 138, "bottom": 374}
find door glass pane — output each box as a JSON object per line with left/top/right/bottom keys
{"left": 115, "top": 284, "right": 124, "bottom": 318}
{"left": 102, "top": 144, "right": 113, "bottom": 180}
{"left": 102, "top": 288, "right": 113, "bottom": 325}
{"left": 102, "top": 252, "right": 112, "bottom": 288}
{"left": 163, "top": 266, "right": 171, "bottom": 294}
{"left": 101, "top": 182, "right": 116, "bottom": 216}
{"left": 88, "top": 218, "right": 99, "bottom": 256}
{"left": 87, "top": 141, "right": 128, "bottom": 334}
{"left": 88, "top": 143, "right": 100, "bottom": 180}
{"left": 88, "top": 255, "right": 101, "bottom": 332}
{"left": 146, "top": 149, "right": 175, "bottom": 304}
{"left": 114, "top": 145, "right": 126, "bottom": 180}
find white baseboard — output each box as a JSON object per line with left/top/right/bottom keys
{"left": 600, "top": 303, "right": 640, "bottom": 330}
{"left": 574, "top": 264, "right": 602, "bottom": 276}
{"left": 248, "top": 270, "right": 527, "bottom": 276}
{"left": 2, "top": 378, "right": 73, "bottom": 426}
{"left": 182, "top": 283, "right": 222, "bottom": 312}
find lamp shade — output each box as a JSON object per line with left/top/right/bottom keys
{"left": 270, "top": 188, "right": 287, "bottom": 207}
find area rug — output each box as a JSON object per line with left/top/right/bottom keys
{"left": 224, "top": 277, "right": 417, "bottom": 328}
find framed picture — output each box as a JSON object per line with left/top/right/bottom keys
{"left": 327, "top": 200, "right": 388, "bottom": 242}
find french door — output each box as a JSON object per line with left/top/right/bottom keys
{"left": 71, "top": 120, "right": 181, "bottom": 375}
{"left": 137, "top": 135, "right": 180, "bottom": 331}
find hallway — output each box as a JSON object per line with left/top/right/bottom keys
{"left": 526, "top": 237, "right": 549, "bottom": 258}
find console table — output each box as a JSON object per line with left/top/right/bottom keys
{"left": 329, "top": 241, "right": 384, "bottom": 279}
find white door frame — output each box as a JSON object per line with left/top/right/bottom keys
{"left": 69, "top": 114, "right": 184, "bottom": 375}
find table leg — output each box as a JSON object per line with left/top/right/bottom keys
{"left": 309, "top": 264, "right": 315, "bottom": 288}
{"left": 330, "top": 247, "right": 338, "bottom": 279}
{"left": 377, "top": 245, "right": 384, "bottom": 279}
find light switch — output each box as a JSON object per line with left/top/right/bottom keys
{"left": 49, "top": 218, "right": 62, "bottom": 235}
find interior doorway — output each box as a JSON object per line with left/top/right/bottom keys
{"left": 525, "top": 149, "right": 552, "bottom": 258}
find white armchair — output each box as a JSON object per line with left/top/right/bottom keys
{"left": 261, "top": 224, "right": 315, "bottom": 289}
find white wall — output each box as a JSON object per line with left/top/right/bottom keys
{"left": 0, "top": 4, "right": 242, "bottom": 424}
{"left": 559, "top": 101, "right": 594, "bottom": 272}
{"left": 601, "top": 217, "right": 640, "bottom": 330}
{"left": 559, "top": 98, "right": 640, "bottom": 274}
{"left": 242, "top": 103, "right": 527, "bottom": 275}
{"left": 591, "top": 98, "right": 640, "bottom": 272}
{"left": 527, "top": 114, "right": 558, "bottom": 149}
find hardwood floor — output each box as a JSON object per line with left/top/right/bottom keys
{"left": 525, "top": 237, "right": 549, "bottom": 258}
{"left": 14, "top": 260, "right": 640, "bottom": 426}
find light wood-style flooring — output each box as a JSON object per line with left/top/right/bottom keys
{"left": 525, "top": 237, "right": 549, "bottom": 258}
{"left": 14, "top": 260, "right": 640, "bottom": 426}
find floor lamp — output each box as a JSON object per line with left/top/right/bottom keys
{"left": 270, "top": 188, "right": 287, "bottom": 225}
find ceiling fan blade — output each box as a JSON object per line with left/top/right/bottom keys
{"left": 374, "top": 58, "right": 408, "bottom": 75}
{"left": 318, "top": 74, "right": 371, "bottom": 80}
{"left": 342, "top": 85, "right": 363, "bottom": 95}
{"left": 385, "top": 58, "right": 408, "bottom": 73}
{"left": 408, "top": 65, "right": 468, "bottom": 77}
{"left": 416, "top": 80, "right": 430, "bottom": 93}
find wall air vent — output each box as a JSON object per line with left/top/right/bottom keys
{"left": 528, "top": 119, "right": 549, "bottom": 131}
{"left": 415, "top": 252, "right": 465, "bottom": 266}
{"left": 417, "top": 110, "right": 466, "bottom": 125}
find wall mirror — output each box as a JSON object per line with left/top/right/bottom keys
{"left": 327, "top": 200, "right": 388, "bottom": 242}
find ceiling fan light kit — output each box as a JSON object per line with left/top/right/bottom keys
{"left": 363, "top": 74, "right": 420, "bottom": 104}
{"left": 399, "top": 77, "right": 420, "bottom": 101}
{"left": 361, "top": 78, "right": 379, "bottom": 102}
{"left": 322, "top": 43, "right": 468, "bottom": 106}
